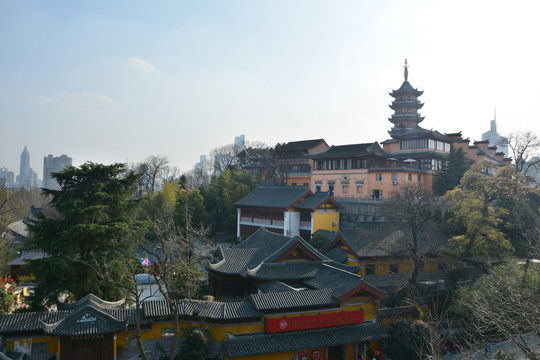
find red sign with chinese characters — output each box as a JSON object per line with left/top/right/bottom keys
{"left": 266, "top": 310, "right": 364, "bottom": 333}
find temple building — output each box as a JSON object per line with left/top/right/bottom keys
{"left": 309, "top": 60, "right": 510, "bottom": 199}
{"left": 0, "top": 229, "right": 390, "bottom": 360}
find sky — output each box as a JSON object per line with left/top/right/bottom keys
{"left": 1, "top": 0, "right": 540, "bottom": 179}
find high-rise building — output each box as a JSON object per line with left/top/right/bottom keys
{"left": 16, "top": 146, "right": 36, "bottom": 188}
{"left": 195, "top": 155, "right": 207, "bottom": 173}
{"left": 482, "top": 116, "right": 508, "bottom": 158}
{"left": 43, "top": 154, "right": 72, "bottom": 190}
{"left": 0, "top": 168, "right": 15, "bottom": 187}
{"left": 234, "top": 134, "right": 245, "bottom": 152}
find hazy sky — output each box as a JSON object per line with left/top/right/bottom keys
{"left": 1, "top": 0, "right": 539, "bottom": 178}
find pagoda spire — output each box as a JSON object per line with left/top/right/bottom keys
{"left": 404, "top": 58, "right": 408, "bottom": 82}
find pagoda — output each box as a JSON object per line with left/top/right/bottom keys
{"left": 388, "top": 59, "right": 425, "bottom": 134}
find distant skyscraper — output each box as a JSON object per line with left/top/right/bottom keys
{"left": 482, "top": 114, "right": 508, "bottom": 158}
{"left": 234, "top": 134, "right": 245, "bottom": 152}
{"left": 43, "top": 154, "right": 72, "bottom": 189}
{"left": 0, "top": 168, "right": 15, "bottom": 187}
{"left": 195, "top": 155, "right": 207, "bottom": 173}
{"left": 16, "top": 146, "right": 35, "bottom": 188}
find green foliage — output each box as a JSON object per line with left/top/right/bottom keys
{"left": 27, "top": 162, "right": 145, "bottom": 309}
{"left": 386, "top": 319, "right": 431, "bottom": 360}
{"left": 0, "top": 288, "right": 13, "bottom": 314}
{"left": 177, "top": 326, "right": 210, "bottom": 360}
{"left": 434, "top": 146, "right": 470, "bottom": 196}
{"left": 205, "top": 166, "right": 256, "bottom": 241}
{"left": 309, "top": 232, "right": 331, "bottom": 252}
{"left": 175, "top": 188, "right": 208, "bottom": 230}
{"left": 443, "top": 163, "right": 527, "bottom": 257}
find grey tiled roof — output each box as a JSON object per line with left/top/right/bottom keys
{"left": 43, "top": 304, "right": 128, "bottom": 336}
{"left": 143, "top": 299, "right": 262, "bottom": 321}
{"left": 210, "top": 248, "right": 258, "bottom": 276}
{"left": 7, "top": 250, "right": 47, "bottom": 266}
{"left": 247, "top": 261, "right": 319, "bottom": 280}
{"left": 57, "top": 293, "right": 125, "bottom": 311}
{"left": 278, "top": 139, "right": 327, "bottom": 152}
{"left": 234, "top": 186, "right": 310, "bottom": 208}
{"left": 309, "top": 142, "right": 388, "bottom": 159}
{"left": 303, "top": 263, "right": 366, "bottom": 299}
{"left": 224, "top": 322, "right": 390, "bottom": 358}
{"left": 340, "top": 222, "right": 448, "bottom": 258}
{"left": 249, "top": 289, "right": 338, "bottom": 312}
{"left": 295, "top": 192, "right": 343, "bottom": 210}
{"left": 258, "top": 281, "right": 297, "bottom": 293}
{"left": 324, "top": 247, "right": 348, "bottom": 264}
{"left": 261, "top": 235, "right": 329, "bottom": 264}
{"left": 0, "top": 311, "right": 70, "bottom": 333}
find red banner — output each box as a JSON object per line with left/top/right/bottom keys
{"left": 266, "top": 310, "right": 364, "bottom": 333}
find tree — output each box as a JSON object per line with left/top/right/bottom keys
{"left": 27, "top": 162, "right": 145, "bottom": 308}
{"left": 385, "top": 183, "right": 440, "bottom": 291}
{"left": 141, "top": 208, "right": 210, "bottom": 360}
{"left": 442, "top": 162, "right": 526, "bottom": 258}
{"left": 433, "top": 146, "right": 470, "bottom": 196}
{"left": 205, "top": 166, "right": 256, "bottom": 241}
{"left": 177, "top": 326, "right": 210, "bottom": 360}
{"left": 506, "top": 131, "right": 540, "bottom": 176}
{"left": 386, "top": 319, "right": 431, "bottom": 360}
{"left": 208, "top": 144, "right": 239, "bottom": 176}
{"left": 132, "top": 155, "right": 172, "bottom": 196}
{"left": 451, "top": 260, "right": 540, "bottom": 360}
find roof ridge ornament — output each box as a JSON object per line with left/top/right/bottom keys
{"left": 404, "top": 58, "right": 409, "bottom": 82}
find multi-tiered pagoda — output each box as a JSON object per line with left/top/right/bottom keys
{"left": 388, "top": 59, "right": 425, "bottom": 132}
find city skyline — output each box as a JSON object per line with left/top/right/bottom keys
{"left": 2, "top": 1, "right": 540, "bottom": 177}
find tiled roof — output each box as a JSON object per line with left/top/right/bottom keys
{"left": 143, "top": 299, "right": 262, "bottom": 321}
{"left": 224, "top": 322, "right": 390, "bottom": 358}
{"left": 258, "top": 281, "right": 297, "bottom": 293}
{"left": 209, "top": 248, "right": 258, "bottom": 276}
{"left": 261, "top": 236, "right": 328, "bottom": 264}
{"left": 57, "top": 293, "right": 125, "bottom": 311}
{"left": 7, "top": 251, "right": 47, "bottom": 266}
{"left": 0, "top": 311, "right": 70, "bottom": 333}
{"left": 324, "top": 247, "right": 348, "bottom": 264}
{"left": 279, "top": 139, "right": 327, "bottom": 152}
{"left": 234, "top": 186, "right": 311, "bottom": 209}
{"left": 43, "top": 304, "right": 128, "bottom": 336}
{"left": 309, "top": 142, "right": 388, "bottom": 159}
{"left": 249, "top": 289, "right": 338, "bottom": 312}
{"left": 247, "top": 261, "right": 319, "bottom": 280}
{"left": 303, "top": 263, "right": 366, "bottom": 299}
{"left": 340, "top": 222, "right": 448, "bottom": 258}
{"left": 390, "top": 80, "right": 423, "bottom": 97}
{"left": 295, "top": 192, "right": 343, "bottom": 210}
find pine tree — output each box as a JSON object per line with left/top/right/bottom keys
{"left": 434, "top": 146, "right": 470, "bottom": 196}
{"left": 27, "top": 162, "right": 145, "bottom": 309}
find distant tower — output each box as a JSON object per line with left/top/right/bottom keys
{"left": 234, "top": 135, "right": 245, "bottom": 152}
{"left": 16, "top": 146, "right": 34, "bottom": 188}
{"left": 43, "top": 154, "right": 72, "bottom": 189}
{"left": 481, "top": 111, "right": 508, "bottom": 158}
{"left": 388, "top": 59, "right": 425, "bottom": 130}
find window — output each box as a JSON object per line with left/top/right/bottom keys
{"left": 315, "top": 181, "right": 322, "bottom": 192}
{"left": 389, "top": 263, "right": 400, "bottom": 274}
{"left": 328, "top": 181, "right": 335, "bottom": 196}
{"left": 371, "top": 190, "right": 382, "bottom": 199}
{"left": 408, "top": 173, "right": 412, "bottom": 181}
{"left": 291, "top": 183, "right": 297, "bottom": 186}
{"left": 391, "top": 173, "right": 398, "bottom": 184}
{"left": 376, "top": 174, "right": 382, "bottom": 181}
{"left": 417, "top": 174, "right": 422, "bottom": 182}
{"left": 365, "top": 264, "right": 376, "bottom": 275}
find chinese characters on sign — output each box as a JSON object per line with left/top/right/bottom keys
{"left": 266, "top": 310, "right": 364, "bottom": 333}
